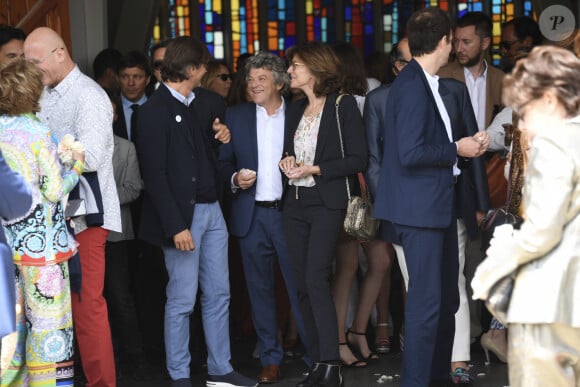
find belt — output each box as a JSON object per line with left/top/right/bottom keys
{"left": 255, "top": 200, "right": 281, "bottom": 209}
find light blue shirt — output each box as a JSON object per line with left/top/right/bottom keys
{"left": 121, "top": 94, "right": 148, "bottom": 140}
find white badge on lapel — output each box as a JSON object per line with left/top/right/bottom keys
{"left": 176, "top": 115, "right": 182, "bottom": 123}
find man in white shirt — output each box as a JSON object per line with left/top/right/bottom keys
{"left": 24, "top": 27, "right": 121, "bottom": 387}
{"left": 219, "top": 52, "right": 308, "bottom": 384}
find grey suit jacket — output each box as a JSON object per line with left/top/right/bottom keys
{"left": 107, "top": 135, "right": 142, "bottom": 242}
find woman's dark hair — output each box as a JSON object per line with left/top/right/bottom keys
{"left": 286, "top": 41, "right": 341, "bottom": 97}
{"left": 332, "top": 42, "right": 367, "bottom": 96}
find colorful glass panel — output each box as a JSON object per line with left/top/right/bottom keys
{"left": 344, "top": 0, "right": 375, "bottom": 56}
{"left": 267, "top": 0, "right": 297, "bottom": 57}
{"left": 231, "top": 0, "right": 260, "bottom": 61}
{"left": 456, "top": 0, "right": 484, "bottom": 18}
{"left": 199, "top": 0, "right": 225, "bottom": 59}
{"left": 305, "top": 0, "right": 336, "bottom": 43}
{"left": 424, "top": 0, "right": 448, "bottom": 11}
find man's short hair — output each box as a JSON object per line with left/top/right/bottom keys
{"left": 93, "top": 48, "right": 122, "bottom": 80}
{"left": 246, "top": 51, "right": 290, "bottom": 95}
{"left": 150, "top": 39, "right": 169, "bottom": 58}
{"left": 407, "top": 8, "right": 452, "bottom": 57}
{"left": 119, "top": 50, "right": 151, "bottom": 77}
{"left": 0, "top": 25, "right": 25, "bottom": 48}
{"left": 456, "top": 12, "right": 492, "bottom": 39}
{"left": 504, "top": 17, "right": 543, "bottom": 47}
{"left": 162, "top": 36, "right": 210, "bottom": 83}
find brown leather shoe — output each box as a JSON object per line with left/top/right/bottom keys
{"left": 258, "top": 365, "right": 280, "bottom": 384}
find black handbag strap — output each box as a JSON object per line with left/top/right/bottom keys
{"left": 335, "top": 94, "right": 351, "bottom": 200}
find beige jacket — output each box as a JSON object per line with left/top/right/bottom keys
{"left": 472, "top": 116, "right": 580, "bottom": 327}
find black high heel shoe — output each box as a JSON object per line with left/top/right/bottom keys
{"left": 338, "top": 343, "right": 367, "bottom": 368}
{"left": 346, "top": 329, "right": 380, "bottom": 361}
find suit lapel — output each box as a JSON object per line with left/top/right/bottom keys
{"left": 248, "top": 104, "right": 258, "bottom": 169}
{"left": 439, "top": 82, "right": 459, "bottom": 140}
{"left": 314, "top": 96, "right": 334, "bottom": 162}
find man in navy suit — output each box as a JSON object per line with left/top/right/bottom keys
{"left": 135, "top": 36, "right": 256, "bottom": 387}
{"left": 219, "top": 52, "right": 308, "bottom": 384}
{"left": 0, "top": 150, "right": 32, "bottom": 339}
{"left": 373, "top": 8, "right": 486, "bottom": 387}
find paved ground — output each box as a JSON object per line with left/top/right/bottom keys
{"left": 110, "top": 337, "right": 509, "bottom": 387}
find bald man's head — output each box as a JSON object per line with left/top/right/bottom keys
{"left": 24, "top": 27, "right": 74, "bottom": 88}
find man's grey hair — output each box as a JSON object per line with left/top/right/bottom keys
{"left": 245, "top": 51, "right": 290, "bottom": 95}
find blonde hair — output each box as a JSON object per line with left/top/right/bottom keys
{"left": 0, "top": 59, "right": 44, "bottom": 115}
{"left": 503, "top": 45, "right": 580, "bottom": 118}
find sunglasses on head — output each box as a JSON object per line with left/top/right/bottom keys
{"left": 216, "top": 73, "right": 233, "bottom": 81}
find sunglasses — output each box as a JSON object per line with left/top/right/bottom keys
{"left": 153, "top": 60, "right": 163, "bottom": 70}
{"left": 216, "top": 73, "right": 233, "bottom": 81}
{"left": 499, "top": 39, "right": 520, "bottom": 50}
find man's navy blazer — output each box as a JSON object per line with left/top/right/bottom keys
{"left": 282, "top": 93, "right": 368, "bottom": 210}
{"left": 135, "top": 84, "right": 225, "bottom": 247}
{"left": 219, "top": 101, "right": 290, "bottom": 238}
{"left": 439, "top": 78, "right": 490, "bottom": 238}
{"left": 373, "top": 59, "right": 458, "bottom": 229}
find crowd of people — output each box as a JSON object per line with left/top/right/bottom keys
{"left": 0, "top": 6, "right": 579, "bottom": 387}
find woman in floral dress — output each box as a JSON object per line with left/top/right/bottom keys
{"left": 0, "top": 59, "right": 84, "bottom": 386}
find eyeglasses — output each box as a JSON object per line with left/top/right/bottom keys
{"left": 216, "top": 73, "right": 232, "bottom": 81}
{"left": 290, "top": 61, "right": 305, "bottom": 69}
{"left": 28, "top": 47, "right": 60, "bottom": 65}
{"left": 499, "top": 39, "right": 520, "bottom": 50}
{"left": 153, "top": 60, "right": 163, "bottom": 70}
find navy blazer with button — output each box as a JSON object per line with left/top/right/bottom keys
{"left": 439, "top": 78, "right": 490, "bottom": 238}
{"left": 373, "top": 59, "right": 458, "bottom": 229}
{"left": 219, "top": 101, "right": 290, "bottom": 238}
{"left": 135, "top": 84, "right": 225, "bottom": 247}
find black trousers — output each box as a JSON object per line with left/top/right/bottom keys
{"left": 104, "top": 240, "right": 145, "bottom": 359}
{"left": 282, "top": 186, "right": 344, "bottom": 364}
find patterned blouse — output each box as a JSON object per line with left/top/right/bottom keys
{"left": 0, "top": 114, "right": 83, "bottom": 266}
{"left": 289, "top": 112, "right": 322, "bottom": 187}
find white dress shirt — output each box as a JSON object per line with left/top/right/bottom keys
{"left": 38, "top": 66, "right": 121, "bottom": 233}
{"left": 463, "top": 62, "right": 488, "bottom": 132}
{"left": 255, "top": 100, "right": 285, "bottom": 201}
{"left": 423, "top": 69, "right": 460, "bottom": 176}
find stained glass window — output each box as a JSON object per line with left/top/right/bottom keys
{"left": 456, "top": 0, "right": 484, "bottom": 18}
{"left": 231, "top": 0, "right": 260, "bottom": 61}
{"left": 491, "top": 0, "right": 515, "bottom": 66}
{"left": 267, "top": 0, "right": 297, "bottom": 57}
{"left": 344, "top": 0, "right": 374, "bottom": 56}
{"left": 522, "top": 1, "right": 534, "bottom": 18}
{"left": 199, "top": 0, "right": 226, "bottom": 59}
{"left": 305, "top": 0, "right": 336, "bottom": 43}
{"left": 424, "top": 0, "right": 449, "bottom": 11}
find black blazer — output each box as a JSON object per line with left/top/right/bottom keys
{"left": 135, "top": 84, "right": 226, "bottom": 247}
{"left": 282, "top": 93, "right": 368, "bottom": 210}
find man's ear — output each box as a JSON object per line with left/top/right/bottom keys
{"left": 481, "top": 36, "right": 491, "bottom": 52}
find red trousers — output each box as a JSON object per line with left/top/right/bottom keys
{"left": 72, "top": 227, "right": 116, "bottom": 386}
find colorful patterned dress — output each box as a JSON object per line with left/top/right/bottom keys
{"left": 0, "top": 113, "right": 83, "bottom": 387}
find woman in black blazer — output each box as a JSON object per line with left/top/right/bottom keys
{"left": 279, "top": 41, "right": 367, "bottom": 387}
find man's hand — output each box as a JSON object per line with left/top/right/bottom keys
{"left": 476, "top": 211, "right": 486, "bottom": 227}
{"left": 173, "top": 229, "right": 195, "bottom": 251}
{"left": 213, "top": 118, "right": 231, "bottom": 144}
{"left": 474, "top": 131, "right": 489, "bottom": 152}
{"left": 457, "top": 136, "right": 485, "bottom": 158}
{"left": 234, "top": 169, "right": 257, "bottom": 190}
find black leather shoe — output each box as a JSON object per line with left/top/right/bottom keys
{"left": 296, "top": 363, "right": 343, "bottom": 387}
